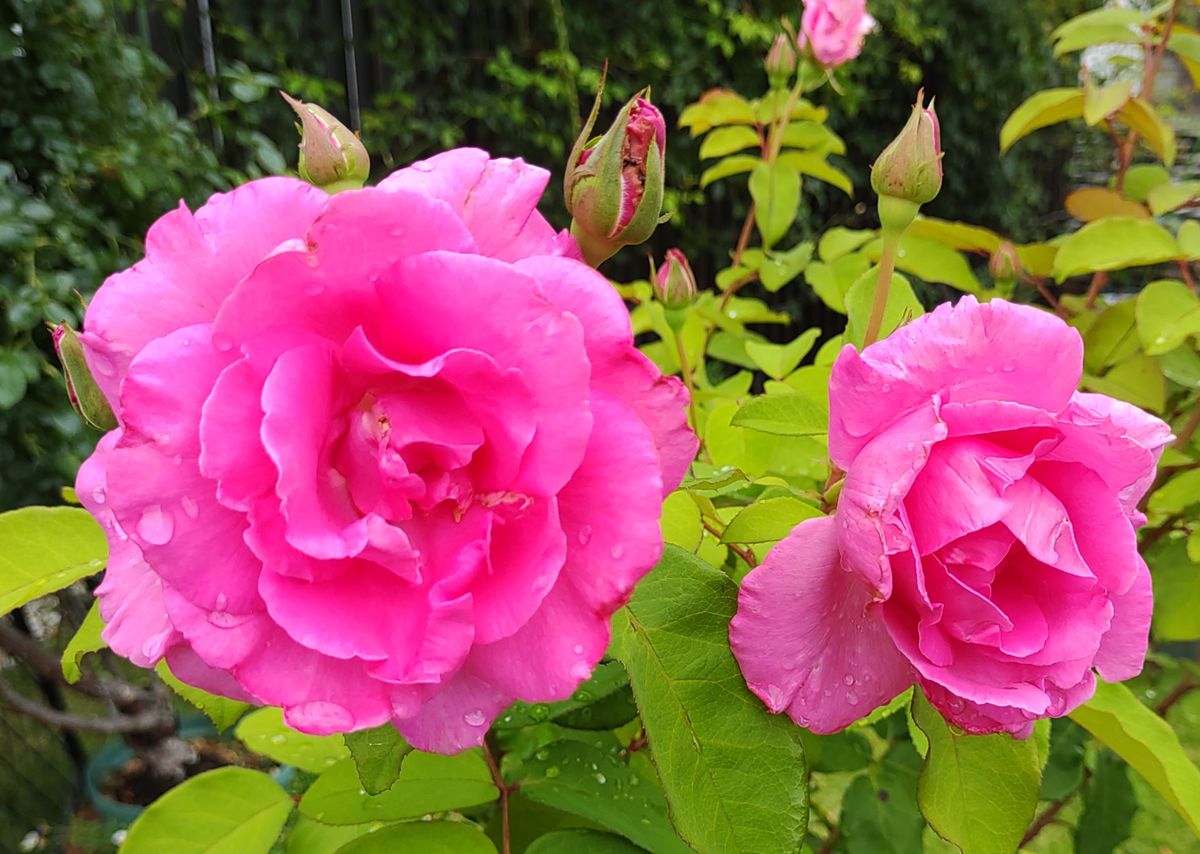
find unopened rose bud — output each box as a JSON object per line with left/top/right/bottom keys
{"left": 655, "top": 249, "right": 697, "bottom": 309}
{"left": 871, "top": 89, "right": 943, "bottom": 235}
{"left": 871, "top": 89, "right": 942, "bottom": 205}
{"left": 281, "top": 92, "right": 370, "bottom": 192}
{"left": 565, "top": 86, "right": 666, "bottom": 267}
{"left": 989, "top": 241, "right": 1021, "bottom": 283}
{"left": 52, "top": 323, "right": 116, "bottom": 431}
{"left": 765, "top": 33, "right": 799, "bottom": 87}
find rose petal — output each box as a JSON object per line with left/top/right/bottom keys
{"left": 731, "top": 516, "right": 914, "bottom": 733}
{"left": 1095, "top": 560, "right": 1153, "bottom": 682}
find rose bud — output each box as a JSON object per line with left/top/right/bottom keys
{"left": 765, "top": 32, "right": 799, "bottom": 87}
{"left": 799, "top": 0, "right": 876, "bottom": 69}
{"left": 989, "top": 241, "right": 1022, "bottom": 283}
{"left": 52, "top": 322, "right": 116, "bottom": 432}
{"left": 564, "top": 89, "right": 666, "bottom": 267}
{"left": 654, "top": 249, "right": 698, "bottom": 309}
{"left": 281, "top": 92, "right": 370, "bottom": 192}
{"left": 870, "top": 89, "right": 943, "bottom": 234}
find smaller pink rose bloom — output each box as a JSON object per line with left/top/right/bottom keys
{"left": 799, "top": 0, "right": 876, "bottom": 69}
{"left": 731, "top": 297, "right": 1171, "bottom": 737}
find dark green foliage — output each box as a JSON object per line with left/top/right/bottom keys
{"left": 0, "top": 0, "right": 220, "bottom": 507}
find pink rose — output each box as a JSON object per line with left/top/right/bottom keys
{"left": 799, "top": 0, "right": 876, "bottom": 69}
{"left": 731, "top": 297, "right": 1171, "bottom": 737}
{"left": 75, "top": 148, "right": 696, "bottom": 752}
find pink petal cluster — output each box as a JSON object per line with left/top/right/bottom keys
{"left": 731, "top": 297, "right": 1171, "bottom": 737}
{"left": 799, "top": 0, "right": 876, "bottom": 69}
{"left": 76, "top": 149, "right": 696, "bottom": 753}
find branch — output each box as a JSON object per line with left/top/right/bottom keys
{"left": 701, "top": 516, "right": 757, "bottom": 568}
{"left": 0, "top": 679, "right": 167, "bottom": 734}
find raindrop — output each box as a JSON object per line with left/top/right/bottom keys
{"left": 843, "top": 675, "right": 855, "bottom": 686}
{"left": 572, "top": 644, "right": 584, "bottom": 655}
{"left": 610, "top": 544, "right": 624, "bottom": 560}
{"left": 846, "top": 691, "right": 859, "bottom": 706}
{"left": 214, "top": 593, "right": 228, "bottom": 611}
{"left": 545, "top": 766, "right": 560, "bottom": 778}
{"left": 571, "top": 661, "right": 592, "bottom": 681}
{"left": 535, "top": 749, "right": 550, "bottom": 761}
{"left": 464, "top": 709, "right": 487, "bottom": 727}
{"left": 90, "top": 486, "right": 106, "bottom": 505}
{"left": 212, "top": 333, "right": 235, "bottom": 353}
{"left": 305, "top": 283, "right": 325, "bottom": 297}
{"left": 207, "top": 610, "right": 252, "bottom": 629}
{"left": 577, "top": 525, "right": 593, "bottom": 545}
{"left": 595, "top": 773, "right": 607, "bottom": 784}
{"left": 181, "top": 496, "right": 200, "bottom": 519}
{"left": 880, "top": 383, "right": 891, "bottom": 393}
{"left": 270, "top": 734, "right": 286, "bottom": 745}
{"left": 530, "top": 704, "right": 550, "bottom": 721}
{"left": 412, "top": 161, "right": 435, "bottom": 173}
{"left": 136, "top": 505, "right": 174, "bottom": 545}
{"left": 1001, "top": 360, "right": 1017, "bottom": 373}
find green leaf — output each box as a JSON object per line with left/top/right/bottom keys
{"left": 1121, "top": 164, "right": 1172, "bottom": 203}
{"left": 839, "top": 744, "right": 925, "bottom": 854}
{"left": 699, "top": 126, "right": 761, "bottom": 160}
{"left": 122, "top": 767, "right": 293, "bottom": 854}
{"left": 818, "top": 227, "right": 876, "bottom": 263}
{"left": 285, "top": 817, "right": 382, "bottom": 854}
{"left": 154, "top": 660, "right": 251, "bottom": 732}
{"left": 0, "top": 506, "right": 107, "bottom": 615}
{"left": 1053, "top": 218, "right": 1180, "bottom": 281}
{"left": 300, "top": 752, "right": 498, "bottom": 825}
{"left": 906, "top": 218, "right": 1002, "bottom": 254}
{"left": 1041, "top": 718, "right": 1089, "bottom": 800}
{"left": 341, "top": 725, "right": 413, "bottom": 795}
{"left": 1083, "top": 298, "right": 1139, "bottom": 373}
{"left": 745, "top": 328, "right": 820, "bottom": 380}
{"left": 731, "top": 394, "right": 828, "bottom": 437}
{"left": 865, "top": 235, "right": 982, "bottom": 294}
{"left": 777, "top": 150, "right": 853, "bottom": 196}
{"left": 1070, "top": 679, "right": 1200, "bottom": 836}
{"left": 1159, "top": 345, "right": 1200, "bottom": 388}
{"left": 1149, "top": 539, "right": 1200, "bottom": 641}
{"left": 911, "top": 691, "right": 1041, "bottom": 854}
{"left": 1054, "top": 23, "right": 1143, "bottom": 56}
{"left": 1180, "top": 220, "right": 1200, "bottom": 260}
{"left": 700, "top": 155, "right": 758, "bottom": 188}
{"left": 1000, "top": 89, "right": 1084, "bottom": 153}
{"left": 1084, "top": 80, "right": 1134, "bottom": 125}
{"left": 749, "top": 160, "right": 801, "bottom": 249}
{"left": 721, "top": 497, "right": 822, "bottom": 544}
{"left": 1118, "top": 98, "right": 1176, "bottom": 165}
{"left": 803, "top": 730, "right": 872, "bottom": 773}
{"left": 660, "top": 490, "right": 703, "bottom": 552}
{"left": 235, "top": 708, "right": 350, "bottom": 773}
{"left": 526, "top": 829, "right": 644, "bottom": 853}
{"left": 517, "top": 739, "right": 691, "bottom": 854}
{"left": 1137, "top": 279, "right": 1200, "bottom": 355}
{"left": 611, "top": 546, "right": 809, "bottom": 854}
{"left": 804, "top": 254, "right": 870, "bottom": 315}
{"left": 781, "top": 121, "right": 846, "bottom": 155}
{"left": 845, "top": 268, "right": 924, "bottom": 348}
{"left": 1051, "top": 7, "right": 1145, "bottom": 42}
{"left": 1082, "top": 353, "right": 1166, "bottom": 413}
{"left": 60, "top": 601, "right": 106, "bottom": 684}
{"left": 759, "top": 242, "right": 814, "bottom": 292}
{"left": 335, "top": 821, "right": 496, "bottom": 853}
{"left": 1146, "top": 180, "right": 1200, "bottom": 216}
{"left": 494, "top": 661, "right": 633, "bottom": 730}
{"left": 680, "top": 91, "right": 757, "bottom": 135}
{"left": 1150, "top": 468, "right": 1200, "bottom": 515}
{"left": 1074, "top": 750, "right": 1137, "bottom": 854}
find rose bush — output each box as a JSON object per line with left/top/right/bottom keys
{"left": 731, "top": 297, "right": 1172, "bottom": 737}
{"left": 74, "top": 147, "right": 695, "bottom": 752}
{"left": 799, "top": 0, "right": 876, "bottom": 69}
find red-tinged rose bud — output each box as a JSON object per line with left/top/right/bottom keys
{"left": 765, "top": 33, "right": 799, "bottom": 87}
{"left": 989, "top": 241, "right": 1022, "bottom": 283}
{"left": 655, "top": 249, "right": 697, "bottom": 309}
{"left": 870, "top": 89, "right": 943, "bottom": 235}
{"left": 565, "top": 81, "right": 667, "bottom": 267}
{"left": 52, "top": 323, "right": 116, "bottom": 431}
{"left": 281, "top": 92, "right": 370, "bottom": 192}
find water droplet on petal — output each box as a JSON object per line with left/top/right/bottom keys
{"left": 571, "top": 661, "right": 592, "bottom": 682}
{"left": 214, "top": 593, "right": 228, "bottom": 611}
{"left": 90, "top": 486, "right": 106, "bottom": 505}
{"left": 181, "top": 496, "right": 199, "bottom": 519}
{"left": 577, "top": 525, "right": 593, "bottom": 546}
{"left": 610, "top": 544, "right": 624, "bottom": 559}
{"left": 846, "top": 691, "right": 859, "bottom": 706}
{"left": 288, "top": 701, "right": 354, "bottom": 731}
{"left": 212, "top": 333, "right": 235, "bottom": 353}
{"left": 572, "top": 643, "right": 584, "bottom": 655}
{"left": 136, "top": 504, "right": 174, "bottom": 545}
{"left": 207, "top": 610, "right": 252, "bottom": 629}
{"left": 1001, "top": 360, "right": 1017, "bottom": 373}
{"left": 464, "top": 709, "right": 487, "bottom": 727}
{"left": 843, "top": 675, "right": 855, "bottom": 686}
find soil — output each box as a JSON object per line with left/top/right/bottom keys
{"left": 101, "top": 737, "right": 276, "bottom": 807}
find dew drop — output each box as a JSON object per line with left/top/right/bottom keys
{"left": 846, "top": 691, "right": 859, "bottom": 706}
{"left": 1001, "top": 360, "right": 1017, "bottom": 373}
{"left": 765, "top": 683, "right": 785, "bottom": 709}
{"left": 305, "top": 283, "right": 325, "bottom": 297}
{"left": 211, "top": 333, "right": 235, "bottom": 353}
{"left": 843, "top": 675, "right": 855, "bottom": 686}
{"left": 610, "top": 544, "right": 624, "bottom": 560}
{"left": 464, "top": 709, "right": 487, "bottom": 727}
{"left": 535, "top": 749, "right": 550, "bottom": 761}
{"left": 90, "top": 486, "right": 106, "bottom": 505}
{"left": 214, "top": 593, "right": 228, "bottom": 611}
{"left": 136, "top": 504, "right": 174, "bottom": 545}
{"left": 270, "top": 734, "right": 286, "bottom": 745}
{"left": 545, "top": 766, "right": 560, "bottom": 778}
{"left": 181, "top": 496, "right": 199, "bottom": 519}
{"left": 595, "top": 773, "right": 607, "bottom": 784}
{"left": 572, "top": 643, "right": 584, "bottom": 655}
{"left": 577, "top": 525, "right": 593, "bottom": 546}
{"left": 880, "top": 383, "right": 891, "bottom": 393}
{"left": 207, "top": 610, "right": 252, "bottom": 629}
{"left": 140, "top": 629, "right": 171, "bottom": 660}
{"left": 571, "top": 661, "right": 592, "bottom": 682}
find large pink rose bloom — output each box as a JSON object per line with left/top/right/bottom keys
{"left": 76, "top": 149, "right": 696, "bottom": 752}
{"left": 731, "top": 297, "right": 1170, "bottom": 737}
{"left": 800, "top": 0, "right": 876, "bottom": 69}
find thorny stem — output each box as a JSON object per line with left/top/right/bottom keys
{"left": 483, "top": 738, "right": 512, "bottom": 854}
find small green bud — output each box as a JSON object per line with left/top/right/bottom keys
{"left": 52, "top": 323, "right": 117, "bottom": 431}
{"left": 282, "top": 92, "right": 370, "bottom": 192}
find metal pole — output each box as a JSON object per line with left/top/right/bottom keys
{"left": 196, "top": 0, "right": 223, "bottom": 156}
{"left": 340, "top": 0, "right": 361, "bottom": 132}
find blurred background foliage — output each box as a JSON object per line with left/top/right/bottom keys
{"left": 1, "top": 0, "right": 1097, "bottom": 509}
